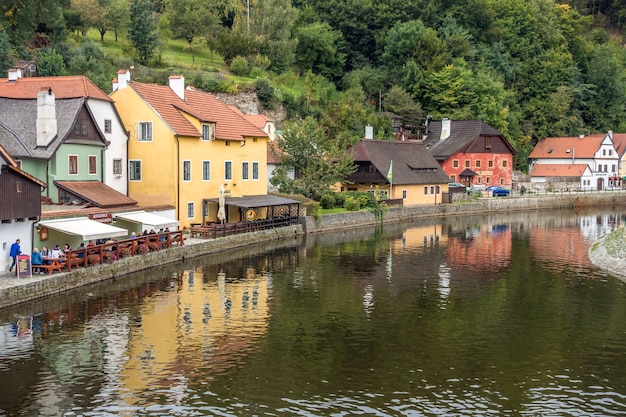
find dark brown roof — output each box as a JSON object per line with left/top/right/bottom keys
{"left": 425, "top": 120, "right": 514, "bottom": 158}
{"left": 348, "top": 140, "right": 450, "bottom": 185}
{"left": 54, "top": 181, "right": 137, "bottom": 208}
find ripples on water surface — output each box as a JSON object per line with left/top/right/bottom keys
{"left": 2, "top": 208, "right": 626, "bottom": 416}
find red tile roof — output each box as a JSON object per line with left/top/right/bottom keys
{"left": 184, "top": 88, "right": 268, "bottom": 141}
{"left": 529, "top": 163, "right": 590, "bottom": 177}
{"left": 128, "top": 82, "right": 268, "bottom": 141}
{"left": 611, "top": 134, "right": 626, "bottom": 157}
{"left": 529, "top": 134, "right": 605, "bottom": 159}
{"left": 267, "top": 140, "right": 284, "bottom": 164}
{"left": 0, "top": 75, "right": 112, "bottom": 101}
{"left": 244, "top": 114, "right": 272, "bottom": 129}
{"left": 55, "top": 181, "right": 137, "bottom": 208}
{"left": 130, "top": 82, "right": 200, "bottom": 137}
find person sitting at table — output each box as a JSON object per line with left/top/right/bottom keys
{"left": 50, "top": 244, "right": 64, "bottom": 259}
{"left": 63, "top": 243, "right": 71, "bottom": 254}
{"left": 130, "top": 231, "right": 137, "bottom": 239}
{"left": 40, "top": 246, "right": 51, "bottom": 264}
{"left": 31, "top": 248, "right": 44, "bottom": 274}
{"left": 76, "top": 242, "right": 86, "bottom": 259}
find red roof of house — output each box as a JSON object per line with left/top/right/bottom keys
{"left": 0, "top": 75, "right": 112, "bottom": 101}
{"left": 128, "top": 83, "right": 267, "bottom": 141}
{"left": 611, "top": 134, "right": 626, "bottom": 157}
{"left": 529, "top": 163, "right": 590, "bottom": 177}
{"left": 529, "top": 135, "right": 605, "bottom": 159}
{"left": 55, "top": 181, "right": 137, "bottom": 208}
{"left": 267, "top": 140, "right": 284, "bottom": 164}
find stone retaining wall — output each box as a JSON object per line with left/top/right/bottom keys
{"left": 303, "top": 192, "right": 626, "bottom": 233}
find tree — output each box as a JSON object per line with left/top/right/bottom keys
{"left": 165, "top": 0, "right": 220, "bottom": 63}
{"left": 0, "top": 30, "right": 15, "bottom": 74}
{"left": 295, "top": 21, "right": 345, "bottom": 80}
{"left": 37, "top": 47, "right": 65, "bottom": 75}
{"left": 273, "top": 117, "right": 357, "bottom": 199}
{"left": 129, "top": 0, "right": 158, "bottom": 64}
{"left": 383, "top": 85, "right": 422, "bottom": 126}
{"left": 253, "top": 0, "right": 298, "bottom": 73}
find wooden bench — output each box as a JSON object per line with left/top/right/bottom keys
{"left": 38, "top": 259, "right": 66, "bottom": 275}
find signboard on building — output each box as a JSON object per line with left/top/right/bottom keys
{"left": 17, "top": 255, "right": 31, "bottom": 278}
{"left": 89, "top": 213, "right": 112, "bottom": 224}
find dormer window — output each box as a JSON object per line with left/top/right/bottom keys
{"left": 202, "top": 124, "right": 213, "bottom": 141}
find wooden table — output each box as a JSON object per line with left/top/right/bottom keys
{"left": 39, "top": 257, "right": 66, "bottom": 275}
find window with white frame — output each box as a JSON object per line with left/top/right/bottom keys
{"left": 435, "top": 185, "right": 440, "bottom": 194}
{"left": 402, "top": 189, "right": 407, "bottom": 199}
{"left": 183, "top": 160, "right": 191, "bottom": 181}
{"left": 104, "top": 119, "right": 112, "bottom": 133}
{"left": 187, "top": 202, "right": 194, "bottom": 219}
{"left": 423, "top": 186, "right": 428, "bottom": 195}
{"left": 139, "top": 121, "right": 152, "bottom": 141}
{"left": 202, "top": 124, "right": 212, "bottom": 141}
{"left": 252, "top": 162, "right": 259, "bottom": 180}
{"left": 202, "top": 161, "right": 210, "bottom": 181}
{"left": 88, "top": 155, "right": 97, "bottom": 174}
{"left": 242, "top": 162, "right": 249, "bottom": 180}
{"left": 129, "top": 160, "right": 142, "bottom": 181}
{"left": 225, "top": 161, "right": 232, "bottom": 180}
{"left": 113, "top": 159, "right": 122, "bottom": 176}
{"left": 68, "top": 155, "right": 78, "bottom": 175}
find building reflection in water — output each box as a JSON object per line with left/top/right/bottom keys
{"left": 118, "top": 263, "right": 271, "bottom": 407}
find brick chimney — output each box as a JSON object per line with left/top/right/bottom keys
{"left": 36, "top": 88, "right": 57, "bottom": 147}
{"left": 169, "top": 75, "right": 185, "bottom": 100}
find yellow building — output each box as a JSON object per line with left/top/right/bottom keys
{"left": 342, "top": 139, "right": 451, "bottom": 205}
{"left": 110, "top": 71, "right": 269, "bottom": 227}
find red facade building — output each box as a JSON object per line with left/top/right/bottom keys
{"left": 423, "top": 119, "right": 516, "bottom": 188}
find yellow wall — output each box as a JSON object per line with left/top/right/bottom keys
{"left": 111, "top": 87, "right": 177, "bottom": 210}
{"left": 342, "top": 182, "right": 450, "bottom": 205}
{"left": 112, "top": 88, "right": 270, "bottom": 227}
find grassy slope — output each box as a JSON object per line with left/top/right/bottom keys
{"left": 86, "top": 30, "right": 307, "bottom": 97}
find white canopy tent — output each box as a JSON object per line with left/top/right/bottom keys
{"left": 114, "top": 211, "right": 179, "bottom": 230}
{"left": 38, "top": 218, "right": 128, "bottom": 241}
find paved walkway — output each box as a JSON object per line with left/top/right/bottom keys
{"left": 0, "top": 237, "right": 208, "bottom": 293}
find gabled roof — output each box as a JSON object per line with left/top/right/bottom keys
{"left": 610, "top": 134, "right": 626, "bottom": 158}
{"left": 0, "top": 97, "right": 87, "bottom": 158}
{"left": 55, "top": 181, "right": 137, "bottom": 208}
{"left": 529, "top": 163, "right": 590, "bottom": 177}
{"left": 0, "top": 75, "right": 112, "bottom": 101}
{"left": 348, "top": 139, "right": 450, "bottom": 185}
{"left": 127, "top": 82, "right": 268, "bottom": 141}
{"left": 529, "top": 134, "right": 606, "bottom": 159}
{"left": 425, "top": 120, "right": 510, "bottom": 158}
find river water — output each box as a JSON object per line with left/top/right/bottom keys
{"left": 2, "top": 207, "right": 626, "bottom": 416}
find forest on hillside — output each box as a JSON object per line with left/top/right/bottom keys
{"left": 2, "top": 0, "right": 626, "bottom": 171}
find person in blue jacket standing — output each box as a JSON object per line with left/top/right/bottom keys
{"left": 9, "top": 239, "right": 21, "bottom": 272}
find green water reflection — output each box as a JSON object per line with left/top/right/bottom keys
{"left": 1, "top": 208, "right": 626, "bottom": 416}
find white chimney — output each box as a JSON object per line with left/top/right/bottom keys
{"left": 440, "top": 118, "right": 451, "bottom": 140}
{"left": 365, "top": 125, "right": 374, "bottom": 140}
{"left": 608, "top": 130, "right": 613, "bottom": 139}
{"left": 113, "top": 69, "right": 131, "bottom": 91}
{"left": 169, "top": 75, "right": 185, "bottom": 100}
{"left": 7, "top": 68, "right": 21, "bottom": 82}
{"left": 36, "top": 88, "right": 57, "bottom": 147}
